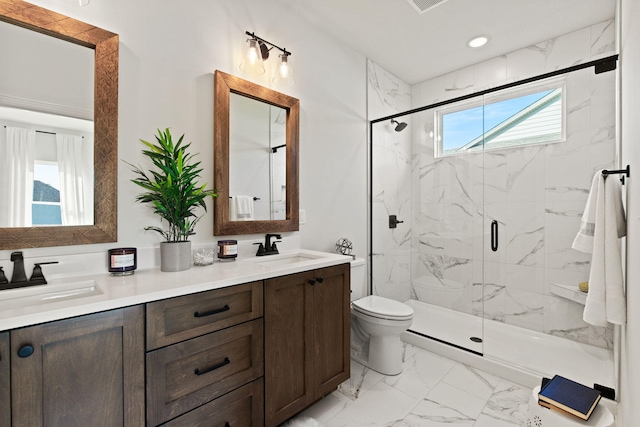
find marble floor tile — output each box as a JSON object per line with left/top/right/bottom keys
{"left": 472, "top": 413, "right": 523, "bottom": 427}
{"left": 403, "top": 396, "right": 476, "bottom": 427}
{"left": 424, "top": 382, "right": 488, "bottom": 419}
{"left": 301, "top": 347, "right": 534, "bottom": 427}
{"left": 326, "top": 382, "right": 420, "bottom": 427}
{"left": 441, "top": 364, "right": 502, "bottom": 401}
{"left": 295, "top": 390, "right": 354, "bottom": 424}
{"left": 383, "top": 349, "right": 457, "bottom": 400}
{"left": 338, "top": 360, "right": 385, "bottom": 400}
{"left": 480, "top": 380, "right": 531, "bottom": 425}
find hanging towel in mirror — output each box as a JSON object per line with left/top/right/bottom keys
{"left": 572, "top": 171, "right": 626, "bottom": 326}
{"left": 230, "top": 195, "right": 254, "bottom": 221}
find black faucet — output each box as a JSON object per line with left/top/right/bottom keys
{"left": 0, "top": 252, "right": 58, "bottom": 290}
{"left": 255, "top": 234, "right": 282, "bottom": 256}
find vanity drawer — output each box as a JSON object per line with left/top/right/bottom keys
{"left": 162, "top": 377, "right": 264, "bottom": 427}
{"left": 146, "top": 281, "right": 263, "bottom": 350}
{"left": 146, "top": 319, "right": 264, "bottom": 426}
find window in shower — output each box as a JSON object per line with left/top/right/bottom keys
{"left": 434, "top": 78, "right": 566, "bottom": 157}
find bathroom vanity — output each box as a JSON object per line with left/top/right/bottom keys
{"left": 0, "top": 250, "right": 351, "bottom": 427}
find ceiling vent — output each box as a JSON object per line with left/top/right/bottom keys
{"left": 406, "top": 0, "right": 451, "bottom": 14}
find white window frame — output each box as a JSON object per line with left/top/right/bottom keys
{"left": 434, "top": 76, "right": 566, "bottom": 158}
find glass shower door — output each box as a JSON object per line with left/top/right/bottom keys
{"left": 371, "top": 106, "right": 485, "bottom": 354}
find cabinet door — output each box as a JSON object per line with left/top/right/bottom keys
{"left": 312, "top": 263, "right": 350, "bottom": 397}
{"left": 0, "top": 332, "right": 9, "bottom": 427}
{"left": 10, "top": 306, "right": 145, "bottom": 427}
{"left": 264, "top": 270, "right": 314, "bottom": 427}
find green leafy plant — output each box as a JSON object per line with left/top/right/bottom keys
{"left": 127, "top": 128, "right": 218, "bottom": 242}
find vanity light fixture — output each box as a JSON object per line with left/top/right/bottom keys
{"left": 240, "top": 31, "right": 294, "bottom": 86}
{"left": 468, "top": 36, "right": 489, "bottom": 48}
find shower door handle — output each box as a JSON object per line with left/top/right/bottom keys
{"left": 491, "top": 220, "right": 498, "bottom": 252}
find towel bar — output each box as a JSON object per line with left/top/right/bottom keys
{"left": 228, "top": 196, "right": 260, "bottom": 201}
{"left": 602, "top": 165, "right": 630, "bottom": 184}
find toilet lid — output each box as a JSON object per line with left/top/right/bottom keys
{"left": 352, "top": 295, "right": 414, "bottom": 320}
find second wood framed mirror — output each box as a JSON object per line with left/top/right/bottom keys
{"left": 214, "top": 70, "right": 299, "bottom": 235}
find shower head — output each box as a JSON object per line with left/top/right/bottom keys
{"left": 391, "top": 119, "right": 408, "bottom": 132}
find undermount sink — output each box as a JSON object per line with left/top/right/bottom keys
{"left": 248, "top": 251, "right": 332, "bottom": 268}
{"left": 0, "top": 280, "right": 102, "bottom": 311}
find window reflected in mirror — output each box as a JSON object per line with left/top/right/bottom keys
{"left": 0, "top": 109, "right": 94, "bottom": 227}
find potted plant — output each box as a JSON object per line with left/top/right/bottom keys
{"left": 128, "top": 128, "right": 218, "bottom": 272}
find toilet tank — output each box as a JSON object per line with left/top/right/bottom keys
{"left": 350, "top": 258, "right": 366, "bottom": 301}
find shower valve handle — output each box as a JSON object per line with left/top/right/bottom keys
{"left": 389, "top": 215, "right": 404, "bottom": 229}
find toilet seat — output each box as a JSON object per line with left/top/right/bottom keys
{"left": 352, "top": 295, "right": 413, "bottom": 321}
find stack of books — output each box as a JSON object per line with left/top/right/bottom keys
{"left": 537, "top": 375, "right": 602, "bottom": 421}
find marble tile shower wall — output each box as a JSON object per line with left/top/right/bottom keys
{"left": 368, "top": 60, "right": 413, "bottom": 302}
{"left": 410, "top": 19, "right": 616, "bottom": 349}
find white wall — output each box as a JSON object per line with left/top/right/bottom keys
{"left": 619, "top": 0, "right": 640, "bottom": 424}
{"left": 0, "top": 0, "right": 368, "bottom": 272}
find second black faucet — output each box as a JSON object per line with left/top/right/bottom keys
{"left": 255, "top": 234, "right": 282, "bottom": 256}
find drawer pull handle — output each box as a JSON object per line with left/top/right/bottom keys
{"left": 308, "top": 279, "right": 315, "bottom": 285}
{"left": 17, "top": 345, "right": 34, "bottom": 358}
{"left": 194, "top": 357, "right": 230, "bottom": 376}
{"left": 194, "top": 304, "right": 230, "bottom": 318}
{"left": 316, "top": 277, "right": 324, "bottom": 283}
{"left": 225, "top": 423, "right": 231, "bottom": 427}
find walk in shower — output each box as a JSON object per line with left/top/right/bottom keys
{"left": 369, "top": 47, "right": 620, "bottom": 390}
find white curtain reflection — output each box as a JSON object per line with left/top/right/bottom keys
{"left": 56, "top": 133, "right": 91, "bottom": 225}
{"left": 1, "top": 127, "right": 35, "bottom": 226}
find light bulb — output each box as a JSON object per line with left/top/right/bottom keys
{"left": 273, "top": 54, "right": 294, "bottom": 86}
{"left": 240, "top": 39, "right": 265, "bottom": 75}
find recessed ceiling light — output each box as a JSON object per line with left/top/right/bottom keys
{"left": 468, "top": 36, "right": 489, "bottom": 48}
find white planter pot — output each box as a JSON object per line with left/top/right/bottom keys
{"left": 160, "top": 241, "right": 192, "bottom": 272}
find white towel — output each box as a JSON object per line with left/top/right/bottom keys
{"left": 572, "top": 171, "right": 626, "bottom": 326}
{"left": 230, "top": 195, "right": 254, "bottom": 221}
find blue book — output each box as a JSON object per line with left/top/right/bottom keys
{"left": 538, "top": 375, "right": 601, "bottom": 420}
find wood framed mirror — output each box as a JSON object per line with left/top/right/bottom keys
{"left": 214, "top": 70, "right": 299, "bottom": 235}
{"left": 0, "top": 0, "right": 118, "bottom": 249}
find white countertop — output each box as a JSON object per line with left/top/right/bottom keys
{"left": 0, "top": 250, "right": 353, "bottom": 331}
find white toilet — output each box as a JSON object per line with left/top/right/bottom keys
{"left": 350, "top": 258, "right": 414, "bottom": 376}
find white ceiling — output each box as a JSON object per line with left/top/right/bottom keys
{"left": 278, "top": 0, "right": 616, "bottom": 85}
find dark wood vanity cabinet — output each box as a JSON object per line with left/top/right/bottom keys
{"left": 264, "top": 263, "right": 350, "bottom": 426}
{"left": 9, "top": 306, "right": 145, "bottom": 427}
{"left": 1, "top": 263, "right": 349, "bottom": 427}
